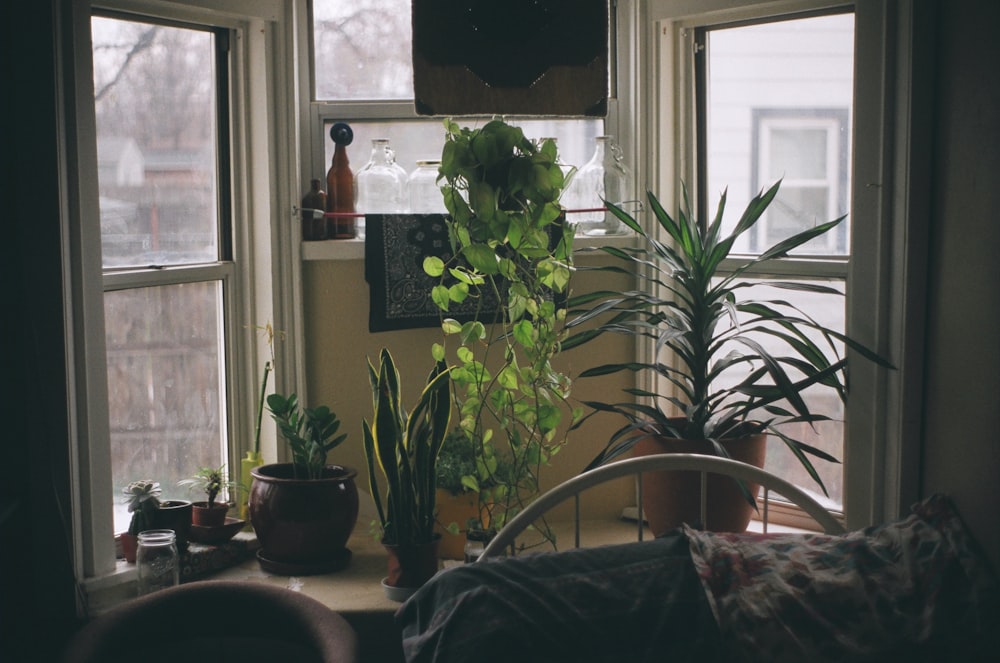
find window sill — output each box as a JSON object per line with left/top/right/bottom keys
{"left": 300, "top": 232, "right": 637, "bottom": 261}
{"left": 83, "top": 532, "right": 260, "bottom": 616}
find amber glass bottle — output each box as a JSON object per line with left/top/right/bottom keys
{"left": 326, "top": 122, "right": 356, "bottom": 239}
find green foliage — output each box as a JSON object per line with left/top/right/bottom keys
{"left": 267, "top": 393, "right": 348, "bottom": 480}
{"left": 122, "top": 480, "right": 162, "bottom": 536}
{"left": 426, "top": 118, "right": 582, "bottom": 541}
{"left": 565, "top": 181, "right": 894, "bottom": 495}
{"left": 177, "top": 464, "right": 243, "bottom": 507}
{"left": 363, "top": 349, "right": 453, "bottom": 546}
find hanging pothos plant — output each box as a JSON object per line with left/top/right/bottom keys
{"left": 422, "top": 118, "right": 580, "bottom": 547}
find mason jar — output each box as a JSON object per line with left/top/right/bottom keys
{"left": 136, "top": 529, "right": 180, "bottom": 596}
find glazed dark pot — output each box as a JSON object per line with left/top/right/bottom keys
{"left": 632, "top": 424, "right": 767, "bottom": 536}
{"left": 249, "top": 464, "right": 359, "bottom": 572}
{"left": 151, "top": 499, "right": 193, "bottom": 554}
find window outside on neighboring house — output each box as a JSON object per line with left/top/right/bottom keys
{"left": 92, "top": 14, "right": 232, "bottom": 534}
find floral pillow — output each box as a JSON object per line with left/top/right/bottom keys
{"left": 684, "top": 494, "right": 998, "bottom": 662}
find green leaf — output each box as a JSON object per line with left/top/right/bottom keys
{"left": 463, "top": 244, "right": 500, "bottom": 275}
{"left": 441, "top": 318, "right": 462, "bottom": 335}
{"left": 423, "top": 256, "right": 445, "bottom": 277}
{"left": 431, "top": 285, "right": 451, "bottom": 311}
{"left": 513, "top": 319, "right": 534, "bottom": 347}
{"left": 431, "top": 343, "right": 445, "bottom": 362}
{"left": 448, "top": 282, "right": 470, "bottom": 303}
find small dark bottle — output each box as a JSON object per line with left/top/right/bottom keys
{"left": 301, "top": 179, "right": 327, "bottom": 240}
{"left": 326, "top": 122, "right": 356, "bottom": 239}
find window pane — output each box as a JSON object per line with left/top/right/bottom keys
{"left": 92, "top": 17, "right": 219, "bottom": 268}
{"left": 705, "top": 13, "right": 854, "bottom": 256}
{"left": 712, "top": 279, "right": 846, "bottom": 511}
{"left": 106, "top": 283, "right": 227, "bottom": 533}
{"left": 313, "top": 0, "right": 413, "bottom": 100}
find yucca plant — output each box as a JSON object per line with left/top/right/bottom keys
{"left": 363, "top": 349, "right": 453, "bottom": 546}
{"left": 565, "top": 180, "right": 893, "bottom": 495}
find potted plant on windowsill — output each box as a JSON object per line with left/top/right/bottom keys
{"left": 248, "top": 393, "right": 357, "bottom": 575}
{"left": 178, "top": 465, "right": 247, "bottom": 545}
{"left": 119, "top": 480, "right": 193, "bottom": 562}
{"left": 564, "top": 180, "right": 893, "bottom": 535}
{"left": 433, "top": 427, "right": 496, "bottom": 560}
{"left": 363, "top": 348, "right": 453, "bottom": 601}
{"left": 424, "top": 118, "right": 579, "bottom": 547}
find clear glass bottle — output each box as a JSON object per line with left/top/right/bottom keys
{"left": 565, "top": 135, "right": 633, "bottom": 235}
{"left": 136, "top": 529, "right": 180, "bottom": 596}
{"left": 408, "top": 159, "right": 447, "bottom": 214}
{"left": 355, "top": 138, "right": 409, "bottom": 239}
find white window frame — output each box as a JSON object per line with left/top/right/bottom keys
{"left": 644, "top": 0, "right": 930, "bottom": 528}
{"left": 66, "top": 0, "right": 299, "bottom": 592}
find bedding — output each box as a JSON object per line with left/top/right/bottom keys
{"left": 395, "top": 494, "right": 998, "bottom": 663}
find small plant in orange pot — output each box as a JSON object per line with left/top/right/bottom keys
{"left": 179, "top": 465, "right": 244, "bottom": 528}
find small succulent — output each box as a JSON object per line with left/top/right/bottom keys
{"left": 178, "top": 465, "right": 241, "bottom": 508}
{"left": 123, "top": 480, "right": 162, "bottom": 536}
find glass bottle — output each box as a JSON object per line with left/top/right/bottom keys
{"left": 565, "top": 135, "right": 633, "bottom": 236}
{"left": 408, "top": 159, "right": 447, "bottom": 214}
{"left": 355, "top": 138, "right": 409, "bottom": 239}
{"left": 326, "top": 122, "right": 356, "bottom": 239}
{"left": 136, "top": 529, "right": 180, "bottom": 596}
{"left": 301, "top": 178, "right": 327, "bottom": 241}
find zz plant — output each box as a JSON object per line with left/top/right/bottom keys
{"left": 423, "top": 118, "right": 580, "bottom": 541}
{"left": 266, "top": 393, "right": 348, "bottom": 480}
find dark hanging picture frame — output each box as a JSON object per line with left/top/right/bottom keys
{"left": 411, "top": 0, "right": 610, "bottom": 117}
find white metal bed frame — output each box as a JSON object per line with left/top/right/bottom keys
{"left": 480, "top": 453, "right": 846, "bottom": 558}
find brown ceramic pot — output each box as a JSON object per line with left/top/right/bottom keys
{"left": 632, "top": 424, "right": 767, "bottom": 536}
{"left": 249, "top": 464, "right": 359, "bottom": 573}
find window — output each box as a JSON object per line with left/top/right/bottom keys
{"left": 71, "top": 1, "right": 284, "bottom": 583}
{"left": 92, "top": 15, "right": 234, "bottom": 534}
{"left": 649, "top": 0, "right": 921, "bottom": 529}
{"left": 698, "top": 11, "right": 855, "bottom": 513}
{"left": 307, "top": 0, "right": 612, "bottom": 234}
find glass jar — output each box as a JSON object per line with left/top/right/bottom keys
{"left": 463, "top": 529, "right": 489, "bottom": 563}
{"left": 564, "top": 135, "right": 633, "bottom": 235}
{"left": 408, "top": 160, "right": 447, "bottom": 214}
{"left": 355, "top": 138, "right": 409, "bottom": 239}
{"left": 136, "top": 529, "right": 180, "bottom": 596}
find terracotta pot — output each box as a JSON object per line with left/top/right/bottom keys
{"left": 191, "top": 501, "right": 230, "bottom": 528}
{"left": 151, "top": 500, "right": 193, "bottom": 554}
{"left": 120, "top": 532, "right": 138, "bottom": 563}
{"left": 633, "top": 426, "right": 767, "bottom": 536}
{"left": 383, "top": 534, "right": 441, "bottom": 589}
{"left": 434, "top": 489, "right": 482, "bottom": 560}
{"left": 249, "top": 464, "right": 359, "bottom": 574}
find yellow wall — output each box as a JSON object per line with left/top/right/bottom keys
{"left": 301, "top": 250, "right": 637, "bottom": 523}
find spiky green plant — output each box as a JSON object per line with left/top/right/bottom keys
{"left": 363, "top": 349, "right": 453, "bottom": 546}
{"left": 565, "top": 180, "right": 893, "bottom": 495}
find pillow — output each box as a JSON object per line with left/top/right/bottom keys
{"left": 684, "top": 494, "right": 999, "bottom": 662}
